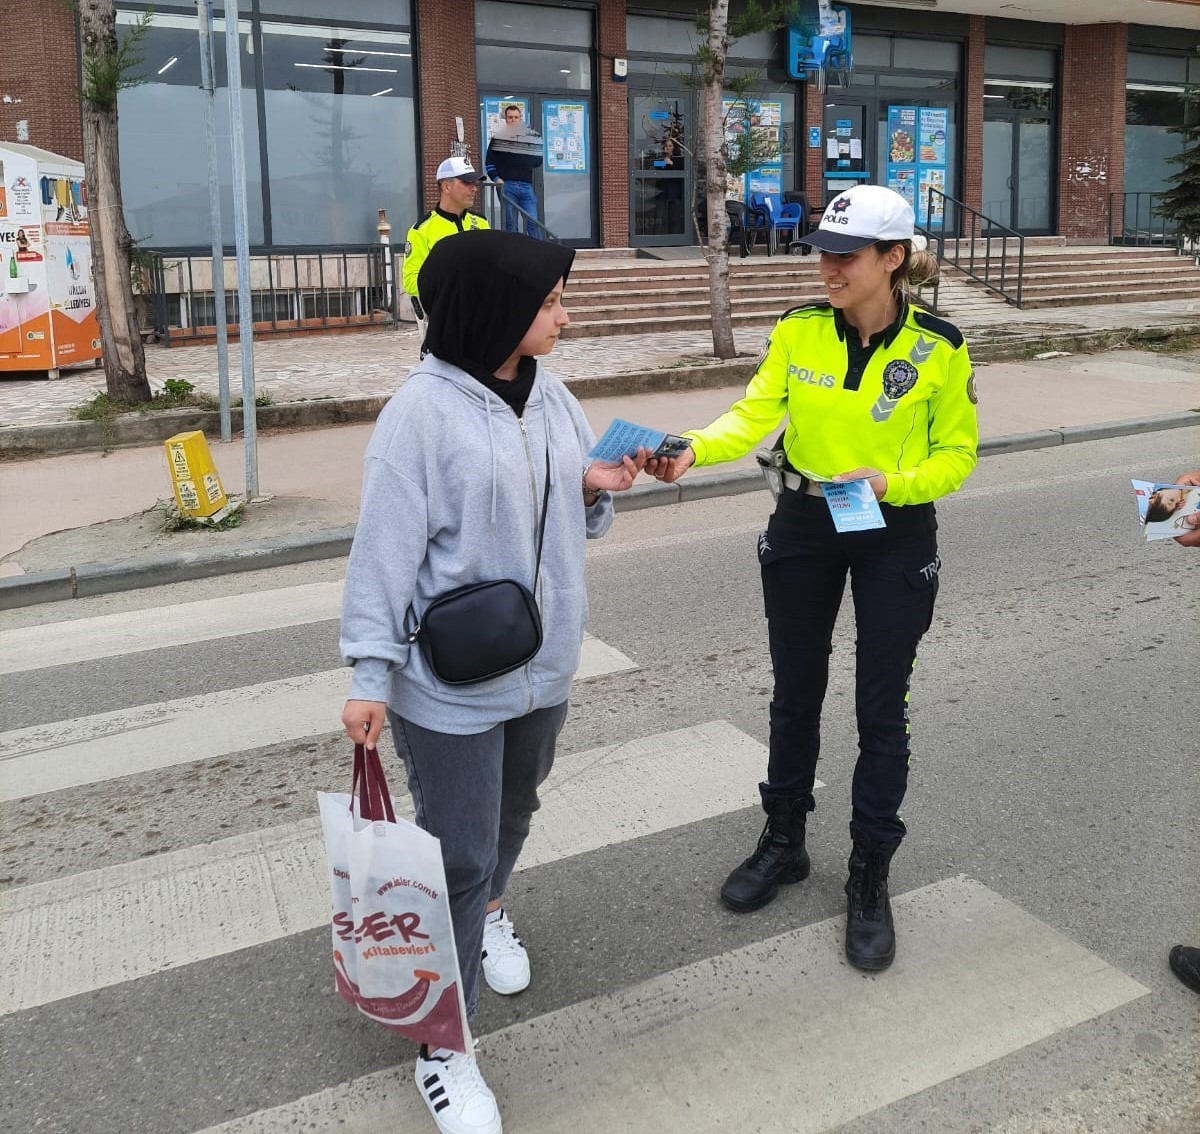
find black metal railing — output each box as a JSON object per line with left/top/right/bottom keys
{"left": 1108, "top": 192, "right": 1181, "bottom": 248}
{"left": 143, "top": 244, "right": 391, "bottom": 345}
{"left": 477, "top": 182, "right": 560, "bottom": 242}
{"left": 924, "top": 187, "right": 1025, "bottom": 308}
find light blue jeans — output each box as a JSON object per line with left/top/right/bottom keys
{"left": 502, "top": 179, "right": 541, "bottom": 237}
{"left": 388, "top": 701, "right": 568, "bottom": 1017}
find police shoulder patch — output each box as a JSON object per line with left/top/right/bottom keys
{"left": 967, "top": 370, "right": 979, "bottom": 404}
{"left": 780, "top": 301, "right": 832, "bottom": 322}
{"left": 881, "top": 358, "right": 919, "bottom": 400}
{"left": 912, "top": 309, "right": 964, "bottom": 350}
{"left": 754, "top": 335, "right": 772, "bottom": 369}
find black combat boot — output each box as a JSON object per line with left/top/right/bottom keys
{"left": 844, "top": 838, "right": 901, "bottom": 971}
{"left": 720, "top": 794, "right": 812, "bottom": 912}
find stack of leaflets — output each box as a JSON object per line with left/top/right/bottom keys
{"left": 588, "top": 418, "right": 692, "bottom": 462}
{"left": 1131, "top": 479, "right": 1200, "bottom": 541}
{"left": 817, "top": 479, "right": 886, "bottom": 533}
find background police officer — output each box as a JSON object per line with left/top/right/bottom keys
{"left": 402, "top": 156, "right": 489, "bottom": 338}
{"left": 649, "top": 185, "right": 979, "bottom": 973}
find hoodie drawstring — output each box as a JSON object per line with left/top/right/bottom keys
{"left": 486, "top": 404, "right": 498, "bottom": 524}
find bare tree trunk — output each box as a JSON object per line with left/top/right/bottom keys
{"left": 78, "top": 0, "right": 151, "bottom": 402}
{"left": 703, "top": 2, "right": 737, "bottom": 360}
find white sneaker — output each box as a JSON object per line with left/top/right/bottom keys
{"left": 415, "top": 1046, "right": 502, "bottom": 1134}
{"left": 481, "top": 909, "right": 530, "bottom": 995}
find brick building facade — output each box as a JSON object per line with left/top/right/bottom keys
{"left": 3, "top": 2, "right": 1198, "bottom": 249}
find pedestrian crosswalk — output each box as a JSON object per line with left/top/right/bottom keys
{"left": 0, "top": 577, "right": 1156, "bottom": 1133}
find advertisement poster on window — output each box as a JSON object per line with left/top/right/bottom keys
{"left": 886, "top": 105, "right": 947, "bottom": 227}
{"left": 543, "top": 102, "right": 588, "bottom": 173}
{"left": 724, "top": 97, "right": 784, "bottom": 202}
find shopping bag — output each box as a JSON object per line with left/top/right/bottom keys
{"left": 318, "top": 743, "right": 471, "bottom": 1053}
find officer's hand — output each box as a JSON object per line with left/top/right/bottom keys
{"left": 646, "top": 448, "right": 695, "bottom": 484}
{"left": 834, "top": 467, "right": 888, "bottom": 500}
{"left": 343, "top": 700, "right": 388, "bottom": 751}
{"left": 1172, "top": 472, "right": 1200, "bottom": 547}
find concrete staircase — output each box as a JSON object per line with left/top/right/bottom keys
{"left": 565, "top": 254, "right": 827, "bottom": 338}
{"left": 949, "top": 243, "right": 1200, "bottom": 309}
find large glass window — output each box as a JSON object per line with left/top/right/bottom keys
{"left": 117, "top": 11, "right": 263, "bottom": 247}
{"left": 476, "top": 1, "right": 589, "bottom": 46}
{"left": 117, "top": 3, "right": 416, "bottom": 249}
{"left": 258, "top": 0, "right": 410, "bottom": 20}
{"left": 1125, "top": 53, "right": 1200, "bottom": 196}
{"left": 260, "top": 23, "right": 416, "bottom": 245}
{"left": 476, "top": 46, "right": 591, "bottom": 90}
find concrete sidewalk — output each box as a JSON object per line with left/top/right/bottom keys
{"left": 0, "top": 299, "right": 1197, "bottom": 607}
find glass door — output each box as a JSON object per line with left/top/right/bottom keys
{"left": 982, "top": 85, "right": 1054, "bottom": 235}
{"left": 630, "top": 90, "right": 693, "bottom": 247}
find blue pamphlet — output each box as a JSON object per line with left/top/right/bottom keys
{"left": 819, "top": 479, "right": 886, "bottom": 532}
{"left": 588, "top": 418, "right": 691, "bottom": 462}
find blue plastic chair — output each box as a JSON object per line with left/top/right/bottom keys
{"left": 749, "top": 192, "right": 802, "bottom": 255}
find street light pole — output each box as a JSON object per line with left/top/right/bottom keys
{"left": 196, "top": 0, "right": 231, "bottom": 444}
{"left": 224, "top": 0, "right": 259, "bottom": 497}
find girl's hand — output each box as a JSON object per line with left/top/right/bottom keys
{"left": 834, "top": 467, "right": 887, "bottom": 501}
{"left": 585, "top": 450, "right": 648, "bottom": 494}
{"left": 342, "top": 700, "right": 388, "bottom": 750}
{"left": 645, "top": 448, "right": 696, "bottom": 484}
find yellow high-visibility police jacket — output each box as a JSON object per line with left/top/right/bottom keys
{"left": 402, "top": 207, "right": 490, "bottom": 302}
{"left": 685, "top": 302, "right": 979, "bottom": 506}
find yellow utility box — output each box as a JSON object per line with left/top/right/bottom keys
{"left": 164, "top": 431, "right": 228, "bottom": 518}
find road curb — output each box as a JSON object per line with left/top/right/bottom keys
{"left": 1, "top": 411, "right": 1194, "bottom": 611}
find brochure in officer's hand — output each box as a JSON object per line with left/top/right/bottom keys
{"left": 819, "top": 479, "right": 886, "bottom": 533}
{"left": 1132, "top": 479, "right": 1200, "bottom": 541}
{"left": 588, "top": 418, "right": 692, "bottom": 463}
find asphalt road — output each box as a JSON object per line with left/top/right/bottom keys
{"left": 1, "top": 427, "right": 1197, "bottom": 1133}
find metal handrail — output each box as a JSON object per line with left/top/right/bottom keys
{"left": 478, "top": 182, "right": 561, "bottom": 242}
{"left": 1108, "top": 192, "right": 1183, "bottom": 249}
{"left": 143, "top": 243, "right": 390, "bottom": 345}
{"left": 925, "top": 187, "right": 1025, "bottom": 308}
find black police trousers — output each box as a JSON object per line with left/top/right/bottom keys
{"left": 757, "top": 489, "right": 940, "bottom": 845}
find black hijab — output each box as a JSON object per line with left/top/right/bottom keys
{"left": 419, "top": 230, "right": 576, "bottom": 387}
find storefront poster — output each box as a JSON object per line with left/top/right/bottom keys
{"left": 543, "top": 101, "right": 588, "bottom": 173}
{"left": 918, "top": 107, "right": 947, "bottom": 166}
{"left": 886, "top": 105, "right": 947, "bottom": 228}
{"left": 724, "top": 98, "right": 784, "bottom": 202}
{"left": 887, "top": 168, "right": 916, "bottom": 210}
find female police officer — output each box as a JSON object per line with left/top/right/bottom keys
{"left": 649, "top": 185, "right": 978, "bottom": 971}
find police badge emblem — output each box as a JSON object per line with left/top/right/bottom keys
{"left": 881, "top": 359, "right": 919, "bottom": 400}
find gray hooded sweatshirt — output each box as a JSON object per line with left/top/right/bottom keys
{"left": 340, "top": 355, "right": 613, "bottom": 734}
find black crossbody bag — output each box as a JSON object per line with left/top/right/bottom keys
{"left": 406, "top": 450, "right": 550, "bottom": 686}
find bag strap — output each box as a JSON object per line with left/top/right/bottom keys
{"left": 352, "top": 743, "right": 397, "bottom": 823}
{"left": 531, "top": 445, "right": 551, "bottom": 592}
